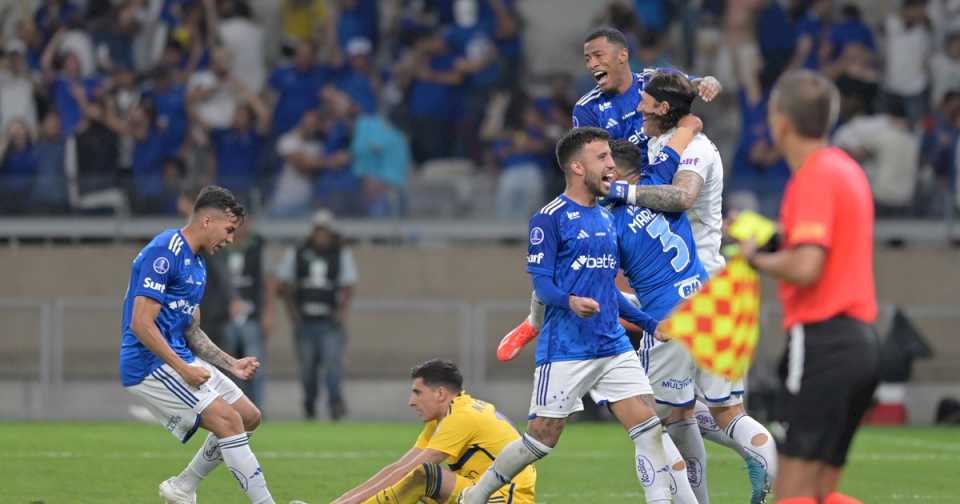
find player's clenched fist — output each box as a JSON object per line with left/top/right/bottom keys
{"left": 231, "top": 357, "right": 261, "bottom": 380}
{"left": 569, "top": 295, "right": 600, "bottom": 318}
{"left": 178, "top": 364, "right": 211, "bottom": 387}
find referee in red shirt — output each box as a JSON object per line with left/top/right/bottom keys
{"left": 738, "top": 70, "right": 879, "bottom": 504}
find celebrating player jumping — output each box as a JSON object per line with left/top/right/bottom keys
{"left": 120, "top": 186, "right": 276, "bottom": 504}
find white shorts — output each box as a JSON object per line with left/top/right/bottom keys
{"left": 637, "top": 334, "right": 697, "bottom": 409}
{"left": 126, "top": 359, "right": 243, "bottom": 443}
{"left": 529, "top": 351, "right": 653, "bottom": 419}
{"left": 696, "top": 369, "right": 744, "bottom": 407}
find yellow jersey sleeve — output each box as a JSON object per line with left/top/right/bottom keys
{"left": 414, "top": 420, "right": 438, "bottom": 450}
{"left": 425, "top": 409, "right": 474, "bottom": 457}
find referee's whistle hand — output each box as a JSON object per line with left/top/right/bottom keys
{"left": 569, "top": 296, "right": 600, "bottom": 318}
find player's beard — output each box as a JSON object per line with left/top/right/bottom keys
{"left": 584, "top": 170, "right": 608, "bottom": 199}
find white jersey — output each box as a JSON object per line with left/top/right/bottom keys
{"left": 647, "top": 130, "right": 725, "bottom": 274}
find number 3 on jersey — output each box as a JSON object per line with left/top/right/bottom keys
{"left": 646, "top": 214, "right": 690, "bottom": 272}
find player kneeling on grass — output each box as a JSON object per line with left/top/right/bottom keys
{"left": 120, "top": 186, "right": 275, "bottom": 504}
{"left": 332, "top": 359, "right": 536, "bottom": 504}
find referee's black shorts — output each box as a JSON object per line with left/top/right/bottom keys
{"left": 774, "top": 315, "right": 880, "bottom": 467}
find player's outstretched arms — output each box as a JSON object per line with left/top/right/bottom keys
{"left": 333, "top": 447, "right": 448, "bottom": 504}
{"left": 184, "top": 309, "right": 258, "bottom": 379}
{"left": 131, "top": 296, "right": 211, "bottom": 387}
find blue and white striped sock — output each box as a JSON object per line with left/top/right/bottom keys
{"left": 218, "top": 433, "right": 274, "bottom": 504}
{"left": 629, "top": 417, "right": 672, "bottom": 504}
{"left": 465, "top": 433, "right": 551, "bottom": 504}
{"left": 174, "top": 432, "right": 223, "bottom": 491}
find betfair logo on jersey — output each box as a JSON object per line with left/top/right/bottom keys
{"left": 570, "top": 254, "right": 617, "bottom": 271}
{"left": 681, "top": 157, "right": 700, "bottom": 165}
{"left": 527, "top": 252, "right": 544, "bottom": 264}
{"left": 142, "top": 277, "right": 166, "bottom": 293}
{"left": 628, "top": 130, "right": 646, "bottom": 145}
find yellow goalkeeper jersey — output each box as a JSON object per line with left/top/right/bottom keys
{"left": 414, "top": 391, "right": 536, "bottom": 499}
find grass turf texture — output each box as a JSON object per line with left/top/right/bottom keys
{"left": 2, "top": 422, "right": 955, "bottom": 503}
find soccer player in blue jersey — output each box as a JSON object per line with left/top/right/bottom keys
{"left": 573, "top": 27, "right": 720, "bottom": 152}
{"left": 633, "top": 72, "right": 778, "bottom": 504}
{"left": 498, "top": 26, "right": 721, "bottom": 359}
{"left": 461, "top": 127, "right": 698, "bottom": 504}
{"left": 120, "top": 186, "right": 276, "bottom": 504}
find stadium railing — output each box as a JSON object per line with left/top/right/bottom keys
{"left": 0, "top": 217, "right": 957, "bottom": 244}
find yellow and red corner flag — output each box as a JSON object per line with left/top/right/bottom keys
{"left": 663, "top": 255, "right": 761, "bottom": 381}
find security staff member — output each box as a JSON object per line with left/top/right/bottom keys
{"left": 223, "top": 217, "right": 275, "bottom": 407}
{"left": 738, "top": 70, "right": 879, "bottom": 504}
{"left": 277, "top": 210, "right": 357, "bottom": 420}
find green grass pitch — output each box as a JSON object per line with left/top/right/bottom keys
{"left": 2, "top": 422, "right": 956, "bottom": 503}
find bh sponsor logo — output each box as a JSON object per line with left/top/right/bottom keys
{"left": 570, "top": 254, "right": 617, "bottom": 271}
{"left": 675, "top": 275, "right": 703, "bottom": 298}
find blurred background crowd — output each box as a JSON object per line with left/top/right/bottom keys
{"left": 0, "top": 0, "right": 959, "bottom": 221}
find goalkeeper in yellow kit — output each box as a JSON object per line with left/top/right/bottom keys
{"left": 332, "top": 359, "right": 535, "bottom": 504}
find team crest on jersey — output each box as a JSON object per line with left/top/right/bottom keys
{"left": 529, "top": 227, "right": 545, "bottom": 245}
{"left": 153, "top": 257, "right": 170, "bottom": 274}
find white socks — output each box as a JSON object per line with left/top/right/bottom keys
{"left": 726, "top": 413, "right": 778, "bottom": 479}
{"left": 174, "top": 432, "right": 223, "bottom": 491}
{"left": 694, "top": 401, "right": 751, "bottom": 459}
{"left": 660, "top": 430, "right": 701, "bottom": 504}
{"left": 527, "top": 291, "right": 545, "bottom": 329}
{"left": 694, "top": 402, "right": 778, "bottom": 479}
{"left": 666, "top": 418, "right": 709, "bottom": 504}
{"left": 218, "top": 433, "right": 275, "bottom": 504}
{"left": 466, "top": 433, "right": 551, "bottom": 503}
{"left": 628, "top": 416, "right": 673, "bottom": 504}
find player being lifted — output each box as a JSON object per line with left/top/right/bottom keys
{"left": 119, "top": 186, "right": 276, "bottom": 504}
{"left": 461, "top": 127, "right": 699, "bottom": 504}
{"left": 500, "top": 66, "right": 778, "bottom": 504}
{"left": 614, "top": 71, "right": 779, "bottom": 504}
{"left": 331, "top": 359, "right": 536, "bottom": 504}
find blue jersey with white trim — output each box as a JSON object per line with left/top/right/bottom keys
{"left": 119, "top": 229, "right": 206, "bottom": 386}
{"left": 572, "top": 71, "right": 652, "bottom": 148}
{"left": 611, "top": 148, "right": 708, "bottom": 321}
{"left": 526, "top": 195, "right": 633, "bottom": 365}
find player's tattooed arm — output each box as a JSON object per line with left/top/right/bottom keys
{"left": 185, "top": 312, "right": 237, "bottom": 370}
{"left": 632, "top": 171, "right": 704, "bottom": 212}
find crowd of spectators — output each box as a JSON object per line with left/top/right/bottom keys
{"left": 1, "top": 0, "right": 959, "bottom": 220}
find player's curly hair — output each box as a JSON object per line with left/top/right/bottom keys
{"left": 411, "top": 359, "right": 463, "bottom": 393}
{"left": 193, "top": 185, "right": 246, "bottom": 223}
{"left": 645, "top": 71, "right": 696, "bottom": 132}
